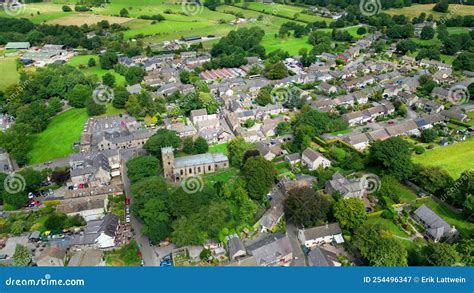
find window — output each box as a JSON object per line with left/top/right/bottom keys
{"left": 198, "top": 167, "right": 201, "bottom": 173}
{"left": 180, "top": 170, "right": 183, "bottom": 175}
{"left": 208, "top": 165, "right": 211, "bottom": 171}
{"left": 189, "top": 168, "right": 192, "bottom": 174}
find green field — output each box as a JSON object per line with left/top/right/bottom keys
{"left": 386, "top": 4, "right": 474, "bottom": 18}
{"left": 235, "top": 2, "right": 331, "bottom": 24}
{"left": 203, "top": 167, "right": 238, "bottom": 185}
{"left": 209, "top": 143, "right": 228, "bottom": 155}
{"left": 261, "top": 34, "right": 312, "bottom": 55}
{"left": 68, "top": 55, "right": 127, "bottom": 86}
{"left": 0, "top": 3, "right": 74, "bottom": 23}
{"left": 0, "top": 58, "right": 19, "bottom": 90}
{"left": 412, "top": 138, "right": 474, "bottom": 179}
{"left": 27, "top": 108, "right": 88, "bottom": 164}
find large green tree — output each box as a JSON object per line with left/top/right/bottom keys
{"left": 424, "top": 242, "right": 460, "bottom": 266}
{"left": 333, "top": 198, "right": 367, "bottom": 230}
{"left": 242, "top": 156, "right": 276, "bottom": 202}
{"left": 126, "top": 155, "right": 159, "bottom": 183}
{"left": 283, "top": 187, "right": 331, "bottom": 227}
{"left": 353, "top": 224, "right": 408, "bottom": 266}
{"left": 144, "top": 129, "right": 181, "bottom": 157}
{"left": 368, "top": 137, "right": 414, "bottom": 180}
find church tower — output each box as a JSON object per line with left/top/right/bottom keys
{"left": 161, "top": 147, "right": 174, "bottom": 179}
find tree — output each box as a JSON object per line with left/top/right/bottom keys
{"left": 112, "top": 86, "right": 130, "bottom": 109}
{"left": 353, "top": 224, "right": 408, "bottom": 266}
{"left": 102, "top": 73, "right": 116, "bottom": 87}
{"left": 127, "top": 156, "right": 159, "bottom": 183}
{"left": 86, "top": 98, "right": 106, "bottom": 116}
{"left": 433, "top": 0, "right": 449, "bottom": 13}
{"left": 368, "top": 137, "right": 414, "bottom": 180}
{"left": 256, "top": 85, "right": 273, "bottom": 106}
{"left": 264, "top": 61, "right": 288, "bottom": 80}
{"left": 44, "top": 213, "right": 67, "bottom": 231}
{"left": 144, "top": 129, "right": 181, "bottom": 157}
{"left": 455, "top": 239, "right": 474, "bottom": 266}
{"left": 453, "top": 52, "right": 474, "bottom": 71}
{"left": 396, "top": 39, "right": 417, "bottom": 54}
{"left": 421, "top": 128, "right": 438, "bottom": 143}
{"left": 227, "top": 136, "right": 252, "bottom": 168}
{"left": 411, "top": 165, "right": 453, "bottom": 197}
{"left": 13, "top": 244, "right": 31, "bottom": 266}
{"left": 62, "top": 5, "right": 72, "bottom": 12}
{"left": 424, "top": 242, "right": 460, "bottom": 266}
{"left": 88, "top": 57, "right": 96, "bottom": 67}
{"left": 242, "top": 156, "right": 276, "bottom": 202}
{"left": 99, "top": 51, "right": 118, "bottom": 70}
{"left": 194, "top": 137, "right": 209, "bottom": 154}
{"left": 120, "top": 8, "right": 129, "bottom": 17}
{"left": 68, "top": 84, "right": 91, "bottom": 108}
{"left": 357, "top": 26, "right": 367, "bottom": 35}
{"left": 283, "top": 187, "right": 331, "bottom": 227}
{"left": 333, "top": 198, "right": 367, "bottom": 230}
{"left": 420, "top": 26, "right": 435, "bottom": 40}
{"left": 182, "top": 137, "right": 195, "bottom": 154}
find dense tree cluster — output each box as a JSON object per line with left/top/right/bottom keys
{"left": 206, "top": 27, "right": 265, "bottom": 69}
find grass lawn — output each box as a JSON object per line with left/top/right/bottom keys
{"left": 203, "top": 167, "right": 238, "bottom": 185}
{"left": 27, "top": 108, "right": 88, "bottom": 164}
{"left": 366, "top": 215, "right": 408, "bottom": 238}
{"left": 415, "top": 197, "right": 474, "bottom": 238}
{"left": 412, "top": 138, "right": 474, "bottom": 179}
{"left": 0, "top": 3, "right": 74, "bottom": 23}
{"left": 209, "top": 143, "right": 228, "bottom": 155}
{"left": 0, "top": 58, "right": 19, "bottom": 90}
{"left": 105, "top": 104, "right": 126, "bottom": 116}
{"left": 68, "top": 55, "right": 127, "bottom": 86}
{"left": 261, "top": 34, "right": 312, "bottom": 56}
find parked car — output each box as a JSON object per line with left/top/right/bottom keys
{"left": 125, "top": 215, "right": 131, "bottom": 223}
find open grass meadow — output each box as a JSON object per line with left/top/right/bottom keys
{"left": 0, "top": 57, "right": 19, "bottom": 91}
{"left": 0, "top": 3, "right": 75, "bottom": 23}
{"left": 234, "top": 2, "right": 331, "bottom": 24}
{"left": 68, "top": 55, "right": 127, "bottom": 86}
{"left": 27, "top": 108, "right": 88, "bottom": 164}
{"left": 412, "top": 138, "right": 474, "bottom": 179}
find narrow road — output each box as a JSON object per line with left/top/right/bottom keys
{"left": 286, "top": 223, "right": 306, "bottom": 267}
{"left": 120, "top": 148, "right": 159, "bottom": 267}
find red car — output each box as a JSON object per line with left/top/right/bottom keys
{"left": 125, "top": 197, "right": 130, "bottom": 205}
{"left": 388, "top": 120, "right": 396, "bottom": 125}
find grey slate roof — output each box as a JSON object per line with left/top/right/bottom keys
{"left": 300, "top": 223, "right": 342, "bottom": 241}
{"left": 173, "top": 152, "right": 228, "bottom": 168}
{"left": 414, "top": 204, "right": 455, "bottom": 240}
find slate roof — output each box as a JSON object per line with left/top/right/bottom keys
{"left": 173, "top": 152, "right": 228, "bottom": 168}
{"left": 414, "top": 204, "right": 455, "bottom": 240}
{"left": 308, "top": 247, "right": 339, "bottom": 267}
{"left": 300, "top": 223, "right": 342, "bottom": 242}
{"left": 227, "top": 234, "right": 246, "bottom": 259}
{"left": 246, "top": 232, "right": 292, "bottom": 266}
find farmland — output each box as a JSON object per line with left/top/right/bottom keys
{"left": 386, "top": 3, "right": 474, "bottom": 18}
{"left": 412, "top": 138, "right": 474, "bottom": 179}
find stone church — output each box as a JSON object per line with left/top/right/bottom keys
{"left": 161, "top": 147, "right": 229, "bottom": 181}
